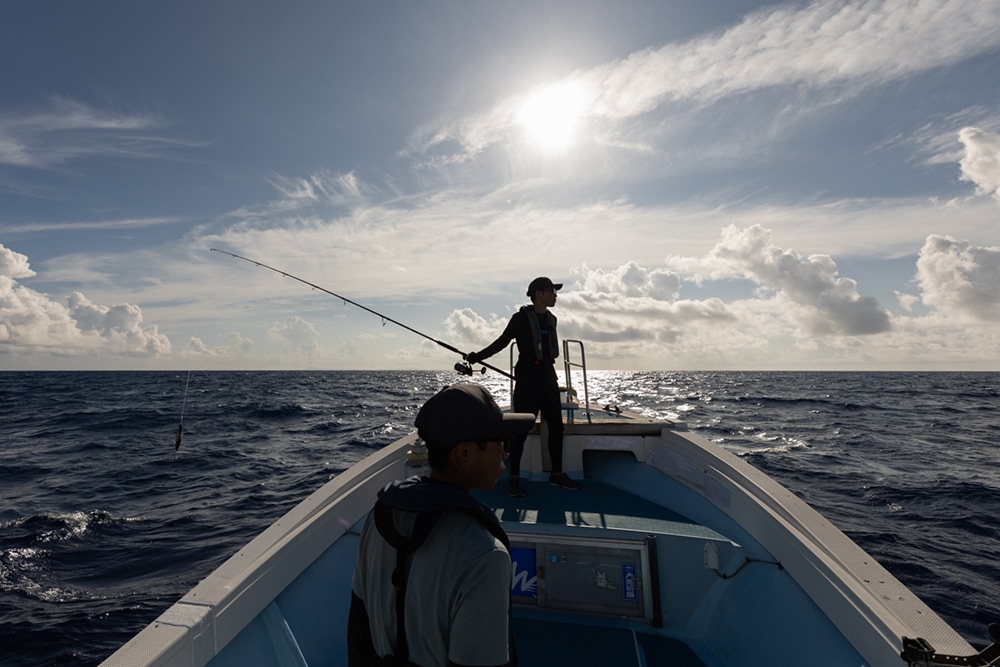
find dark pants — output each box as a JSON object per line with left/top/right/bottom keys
{"left": 510, "top": 364, "right": 564, "bottom": 475}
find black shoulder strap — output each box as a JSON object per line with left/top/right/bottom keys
{"left": 374, "top": 501, "right": 445, "bottom": 666}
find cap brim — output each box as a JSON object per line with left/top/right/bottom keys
{"left": 485, "top": 411, "right": 536, "bottom": 438}
{"left": 552, "top": 283, "right": 563, "bottom": 291}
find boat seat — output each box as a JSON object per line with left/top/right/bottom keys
{"left": 512, "top": 616, "right": 706, "bottom": 667}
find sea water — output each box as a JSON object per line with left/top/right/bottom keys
{"left": 2, "top": 370, "right": 998, "bottom": 665}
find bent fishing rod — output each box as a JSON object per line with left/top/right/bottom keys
{"left": 210, "top": 249, "right": 513, "bottom": 380}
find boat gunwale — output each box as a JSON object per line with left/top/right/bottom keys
{"left": 99, "top": 436, "right": 416, "bottom": 667}
{"left": 101, "top": 408, "right": 979, "bottom": 667}
{"left": 640, "top": 427, "right": 974, "bottom": 664}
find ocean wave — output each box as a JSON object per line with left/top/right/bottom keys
{"left": 2, "top": 370, "right": 999, "bottom": 664}
{"left": 247, "top": 402, "right": 315, "bottom": 420}
{"left": 1, "top": 510, "right": 144, "bottom": 544}
{"left": 0, "top": 511, "right": 144, "bottom": 607}
{"left": 735, "top": 432, "right": 810, "bottom": 456}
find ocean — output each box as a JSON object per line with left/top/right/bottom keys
{"left": 1, "top": 370, "right": 998, "bottom": 665}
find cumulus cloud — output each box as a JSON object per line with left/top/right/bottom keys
{"left": 575, "top": 261, "right": 681, "bottom": 301}
{"left": 185, "top": 332, "right": 253, "bottom": 358}
{"left": 671, "top": 224, "right": 892, "bottom": 336}
{"left": 892, "top": 291, "right": 920, "bottom": 312}
{"left": 188, "top": 337, "right": 213, "bottom": 355}
{"left": 917, "top": 234, "right": 1000, "bottom": 321}
{"left": 444, "top": 308, "right": 508, "bottom": 347}
{"left": 0, "top": 244, "right": 171, "bottom": 358}
{"left": 0, "top": 244, "right": 36, "bottom": 280}
{"left": 445, "top": 259, "right": 736, "bottom": 367}
{"left": 958, "top": 127, "right": 1000, "bottom": 201}
{"left": 67, "top": 293, "right": 171, "bottom": 355}
{"left": 269, "top": 315, "right": 321, "bottom": 354}
{"left": 562, "top": 294, "right": 735, "bottom": 348}
{"left": 443, "top": 225, "right": 899, "bottom": 369}
{"left": 556, "top": 261, "right": 730, "bottom": 350}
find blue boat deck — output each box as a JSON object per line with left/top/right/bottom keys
{"left": 472, "top": 454, "right": 717, "bottom": 667}
{"left": 476, "top": 470, "right": 710, "bottom": 536}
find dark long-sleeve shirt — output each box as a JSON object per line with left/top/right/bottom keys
{"left": 474, "top": 306, "right": 558, "bottom": 371}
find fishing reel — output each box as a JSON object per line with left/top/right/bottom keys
{"left": 454, "top": 362, "right": 487, "bottom": 376}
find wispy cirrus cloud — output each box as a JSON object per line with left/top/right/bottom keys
{"left": 0, "top": 96, "right": 199, "bottom": 168}
{"left": 415, "top": 0, "right": 1000, "bottom": 160}
{"left": 2, "top": 216, "right": 184, "bottom": 234}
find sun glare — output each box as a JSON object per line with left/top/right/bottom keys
{"left": 517, "top": 82, "right": 588, "bottom": 151}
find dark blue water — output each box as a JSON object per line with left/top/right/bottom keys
{"left": 2, "top": 371, "right": 998, "bottom": 665}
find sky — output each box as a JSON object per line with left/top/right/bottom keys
{"left": 3, "top": 0, "right": 1000, "bottom": 372}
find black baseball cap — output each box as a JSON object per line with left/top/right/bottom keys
{"left": 415, "top": 384, "right": 536, "bottom": 448}
{"left": 527, "top": 276, "right": 562, "bottom": 297}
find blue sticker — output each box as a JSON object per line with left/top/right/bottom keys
{"left": 511, "top": 547, "right": 537, "bottom": 598}
{"left": 622, "top": 563, "right": 637, "bottom": 601}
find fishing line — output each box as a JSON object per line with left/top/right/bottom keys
{"left": 175, "top": 369, "right": 191, "bottom": 452}
{"left": 210, "top": 248, "right": 513, "bottom": 379}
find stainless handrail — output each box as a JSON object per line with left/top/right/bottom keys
{"left": 507, "top": 339, "right": 591, "bottom": 423}
{"left": 562, "top": 339, "right": 591, "bottom": 424}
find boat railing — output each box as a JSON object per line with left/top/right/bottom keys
{"left": 562, "top": 339, "right": 592, "bottom": 424}
{"left": 506, "top": 340, "right": 592, "bottom": 423}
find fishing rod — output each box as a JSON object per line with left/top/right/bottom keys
{"left": 210, "top": 249, "right": 514, "bottom": 380}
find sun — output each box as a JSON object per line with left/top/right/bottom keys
{"left": 516, "top": 82, "right": 588, "bottom": 151}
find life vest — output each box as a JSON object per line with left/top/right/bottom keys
{"left": 519, "top": 305, "right": 559, "bottom": 363}
{"left": 372, "top": 477, "right": 517, "bottom": 667}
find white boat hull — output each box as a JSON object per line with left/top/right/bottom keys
{"left": 101, "top": 409, "right": 988, "bottom": 667}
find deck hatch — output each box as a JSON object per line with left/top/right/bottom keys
{"left": 508, "top": 531, "right": 659, "bottom": 626}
